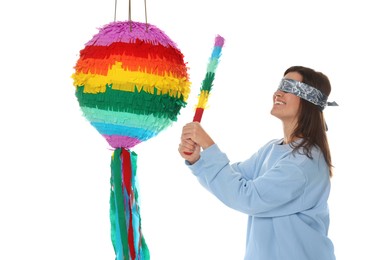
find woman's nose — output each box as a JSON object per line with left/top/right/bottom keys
{"left": 274, "top": 90, "right": 283, "bottom": 97}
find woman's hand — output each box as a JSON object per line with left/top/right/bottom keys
{"left": 178, "top": 122, "right": 215, "bottom": 164}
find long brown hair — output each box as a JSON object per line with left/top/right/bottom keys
{"left": 284, "top": 66, "right": 334, "bottom": 177}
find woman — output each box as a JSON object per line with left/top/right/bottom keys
{"left": 178, "top": 66, "right": 337, "bottom": 260}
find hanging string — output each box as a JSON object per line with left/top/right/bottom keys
{"left": 114, "top": 0, "right": 118, "bottom": 21}
{"left": 144, "top": 0, "right": 149, "bottom": 32}
{"left": 113, "top": 0, "right": 148, "bottom": 32}
{"left": 127, "top": 0, "right": 131, "bottom": 31}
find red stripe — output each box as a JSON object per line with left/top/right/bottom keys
{"left": 121, "top": 149, "right": 131, "bottom": 196}
{"left": 128, "top": 204, "right": 136, "bottom": 259}
{"left": 75, "top": 41, "right": 188, "bottom": 77}
{"left": 121, "top": 149, "right": 136, "bottom": 259}
{"left": 193, "top": 108, "right": 204, "bottom": 122}
{"left": 79, "top": 40, "right": 184, "bottom": 63}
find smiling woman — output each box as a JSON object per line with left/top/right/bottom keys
{"left": 178, "top": 66, "right": 337, "bottom": 260}
{"left": 271, "top": 71, "right": 302, "bottom": 131}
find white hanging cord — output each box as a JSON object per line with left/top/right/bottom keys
{"left": 114, "top": 0, "right": 118, "bottom": 21}
{"left": 113, "top": 0, "right": 148, "bottom": 32}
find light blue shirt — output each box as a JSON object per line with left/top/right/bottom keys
{"left": 188, "top": 139, "right": 336, "bottom": 260}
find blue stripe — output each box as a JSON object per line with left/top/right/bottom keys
{"left": 211, "top": 46, "right": 222, "bottom": 59}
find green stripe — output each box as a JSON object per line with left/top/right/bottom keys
{"left": 76, "top": 85, "right": 187, "bottom": 121}
{"left": 201, "top": 72, "right": 215, "bottom": 92}
{"left": 109, "top": 175, "right": 117, "bottom": 255}
{"left": 207, "top": 59, "right": 219, "bottom": 73}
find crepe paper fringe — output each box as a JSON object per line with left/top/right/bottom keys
{"left": 76, "top": 85, "right": 186, "bottom": 120}
{"left": 76, "top": 42, "right": 188, "bottom": 78}
{"left": 87, "top": 21, "right": 177, "bottom": 48}
{"left": 193, "top": 35, "right": 224, "bottom": 123}
{"left": 72, "top": 21, "right": 191, "bottom": 149}
{"left": 110, "top": 148, "right": 150, "bottom": 260}
{"left": 74, "top": 62, "right": 190, "bottom": 100}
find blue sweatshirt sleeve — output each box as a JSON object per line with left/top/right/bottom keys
{"left": 188, "top": 144, "right": 307, "bottom": 217}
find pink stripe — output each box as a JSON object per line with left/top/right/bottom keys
{"left": 103, "top": 135, "right": 142, "bottom": 149}
{"left": 86, "top": 21, "right": 178, "bottom": 48}
{"left": 214, "top": 35, "right": 225, "bottom": 47}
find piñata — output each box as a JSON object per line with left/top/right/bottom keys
{"left": 72, "top": 21, "right": 190, "bottom": 260}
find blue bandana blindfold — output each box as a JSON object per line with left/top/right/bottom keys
{"left": 278, "top": 78, "right": 338, "bottom": 110}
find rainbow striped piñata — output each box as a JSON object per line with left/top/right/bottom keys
{"left": 72, "top": 21, "right": 191, "bottom": 260}
{"left": 72, "top": 21, "right": 190, "bottom": 149}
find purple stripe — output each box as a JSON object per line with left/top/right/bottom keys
{"left": 103, "top": 135, "right": 142, "bottom": 149}
{"left": 86, "top": 21, "right": 178, "bottom": 48}
{"left": 214, "top": 35, "right": 225, "bottom": 47}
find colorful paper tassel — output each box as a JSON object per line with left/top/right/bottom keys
{"left": 110, "top": 149, "right": 149, "bottom": 260}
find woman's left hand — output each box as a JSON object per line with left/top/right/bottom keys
{"left": 178, "top": 122, "right": 215, "bottom": 164}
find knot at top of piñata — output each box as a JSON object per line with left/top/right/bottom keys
{"left": 72, "top": 21, "right": 191, "bottom": 149}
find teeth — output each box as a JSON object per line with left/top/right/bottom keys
{"left": 275, "top": 101, "right": 285, "bottom": 105}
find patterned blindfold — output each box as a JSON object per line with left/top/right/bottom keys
{"left": 278, "top": 78, "right": 338, "bottom": 110}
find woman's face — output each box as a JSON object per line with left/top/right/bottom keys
{"left": 271, "top": 71, "right": 302, "bottom": 124}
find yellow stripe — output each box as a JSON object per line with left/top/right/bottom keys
{"left": 196, "top": 90, "right": 210, "bottom": 109}
{"left": 72, "top": 62, "right": 191, "bottom": 100}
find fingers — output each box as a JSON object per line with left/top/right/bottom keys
{"left": 181, "top": 122, "right": 214, "bottom": 150}
{"left": 178, "top": 141, "right": 201, "bottom": 164}
{"left": 178, "top": 122, "right": 213, "bottom": 164}
{"left": 180, "top": 138, "right": 196, "bottom": 152}
{"left": 181, "top": 122, "right": 204, "bottom": 143}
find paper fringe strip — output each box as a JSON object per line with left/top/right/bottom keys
{"left": 193, "top": 35, "right": 224, "bottom": 122}
{"left": 110, "top": 148, "right": 150, "bottom": 260}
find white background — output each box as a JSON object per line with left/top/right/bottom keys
{"left": 1, "top": 0, "right": 389, "bottom": 259}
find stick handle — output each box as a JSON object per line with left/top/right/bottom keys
{"left": 193, "top": 108, "right": 204, "bottom": 122}
{"left": 183, "top": 35, "right": 224, "bottom": 155}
